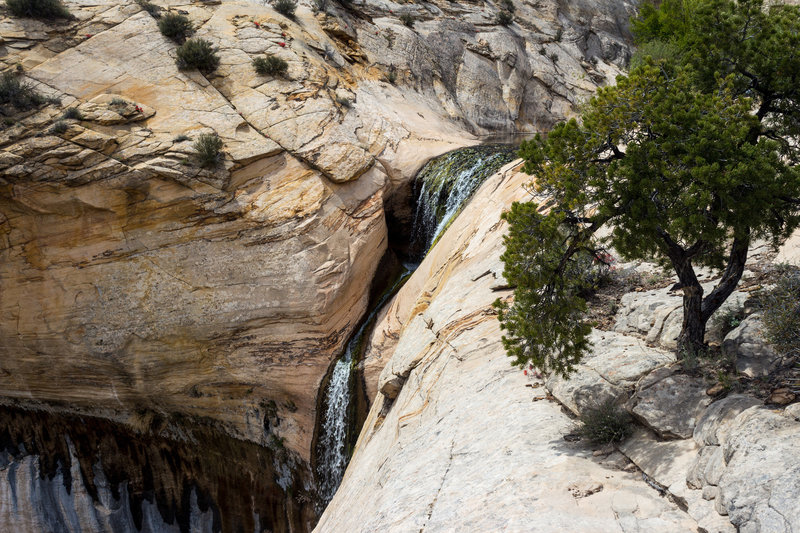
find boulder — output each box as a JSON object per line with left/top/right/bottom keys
{"left": 722, "top": 315, "right": 783, "bottom": 377}
{"left": 628, "top": 374, "right": 711, "bottom": 439}
{"left": 545, "top": 329, "right": 675, "bottom": 416}
{"left": 693, "top": 394, "right": 762, "bottom": 447}
{"left": 717, "top": 407, "right": 800, "bottom": 532}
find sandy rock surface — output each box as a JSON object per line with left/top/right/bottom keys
{"left": 0, "top": 0, "right": 635, "bottom": 468}
{"left": 320, "top": 164, "right": 698, "bottom": 532}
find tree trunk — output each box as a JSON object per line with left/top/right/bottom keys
{"left": 678, "top": 283, "right": 705, "bottom": 354}
{"left": 701, "top": 233, "right": 750, "bottom": 322}
{"left": 671, "top": 232, "right": 751, "bottom": 356}
{"left": 672, "top": 257, "right": 706, "bottom": 355}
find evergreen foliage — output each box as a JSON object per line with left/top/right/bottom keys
{"left": 175, "top": 38, "right": 219, "bottom": 72}
{"left": 252, "top": 55, "right": 288, "bottom": 76}
{"left": 497, "top": 0, "right": 800, "bottom": 375}
{"left": 158, "top": 12, "right": 193, "bottom": 42}
{"left": 6, "top": 0, "right": 69, "bottom": 19}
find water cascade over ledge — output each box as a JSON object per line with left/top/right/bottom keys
{"left": 410, "top": 145, "right": 516, "bottom": 261}
{"left": 314, "top": 144, "right": 516, "bottom": 507}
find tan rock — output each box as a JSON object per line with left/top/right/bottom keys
{"left": 319, "top": 163, "right": 696, "bottom": 532}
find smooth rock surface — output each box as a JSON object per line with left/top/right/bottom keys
{"left": 319, "top": 163, "right": 697, "bottom": 532}
{"left": 628, "top": 374, "right": 711, "bottom": 440}
{"left": 722, "top": 315, "right": 784, "bottom": 378}
{"left": 693, "top": 395, "right": 763, "bottom": 447}
{"left": 546, "top": 329, "right": 675, "bottom": 415}
{"left": 717, "top": 407, "right": 800, "bottom": 532}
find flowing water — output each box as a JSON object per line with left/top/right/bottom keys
{"left": 410, "top": 145, "right": 516, "bottom": 260}
{"left": 315, "top": 144, "right": 516, "bottom": 506}
{"left": 315, "top": 272, "right": 411, "bottom": 504}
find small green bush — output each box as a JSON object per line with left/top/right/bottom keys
{"left": 272, "top": 0, "right": 296, "bottom": 18}
{"left": 501, "top": 0, "right": 515, "bottom": 12}
{"left": 193, "top": 132, "right": 223, "bottom": 167}
{"left": 761, "top": 271, "right": 800, "bottom": 358}
{"left": 6, "top": 0, "right": 69, "bottom": 19}
{"left": 554, "top": 27, "right": 563, "bottom": 41}
{"left": 135, "top": 0, "right": 160, "bottom": 18}
{"left": 49, "top": 120, "right": 67, "bottom": 134}
{"left": 712, "top": 305, "right": 744, "bottom": 340}
{"left": 176, "top": 38, "right": 219, "bottom": 72}
{"left": 158, "top": 12, "right": 192, "bottom": 41}
{"left": 61, "top": 107, "right": 82, "bottom": 120}
{"left": 252, "top": 55, "right": 288, "bottom": 76}
{"left": 110, "top": 97, "right": 127, "bottom": 107}
{"left": 578, "top": 399, "right": 633, "bottom": 445}
{"left": 399, "top": 13, "right": 414, "bottom": 28}
{"left": 496, "top": 11, "right": 512, "bottom": 26}
{"left": 0, "top": 72, "right": 46, "bottom": 110}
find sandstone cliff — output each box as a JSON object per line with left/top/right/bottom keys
{"left": 0, "top": 0, "right": 634, "bottom": 474}
{"left": 319, "top": 161, "right": 700, "bottom": 531}
{"left": 322, "top": 159, "right": 800, "bottom": 531}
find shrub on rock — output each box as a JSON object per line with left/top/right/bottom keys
{"left": 761, "top": 270, "right": 800, "bottom": 358}
{"left": 272, "top": 0, "right": 296, "bottom": 18}
{"left": 496, "top": 11, "right": 513, "bottom": 26}
{"left": 193, "top": 132, "right": 223, "bottom": 167}
{"left": 159, "top": 12, "right": 193, "bottom": 42}
{"left": 0, "top": 71, "right": 46, "bottom": 110}
{"left": 252, "top": 55, "right": 288, "bottom": 76}
{"left": 6, "top": 0, "right": 69, "bottom": 19}
{"left": 176, "top": 38, "right": 219, "bottom": 73}
{"left": 578, "top": 400, "right": 633, "bottom": 445}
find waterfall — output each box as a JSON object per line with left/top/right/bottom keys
{"left": 410, "top": 145, "right": 516, "bottom": 260}
{"left": 315, "top": 274, "right": 409, "bottom": 505}
{"left": 315, "top": 144, "right": 516, "bottom": 506}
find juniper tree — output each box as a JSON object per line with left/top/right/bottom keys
{"left": 496, "top": 0, "right": 800, "bottom": 375}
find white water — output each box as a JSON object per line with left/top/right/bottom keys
{"left": 315, "top": 336, "right": 356, "bottom": 504}
{"left": 315, "top": 145, "right": 514, "bottom": 505}
{"left": 315, "top": 276, "right": 408, "bottom": 504}
{"left": 429, "top": 159, "right": 488, "bottom": 244}
{"left": 411, "top": 149, "right": 514, "bottom": 259}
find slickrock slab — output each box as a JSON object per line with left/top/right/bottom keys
{"left": 722, "top": 315, "right": 784, "bottom": 378}
{"left": 320, "top": 163, "right": 697, "bottom": 532}
{"left": 628, "top": 374, "right": 711, "bottom": 440}
{"left": 717, "top": 407, "right": 800, "bottom": 532}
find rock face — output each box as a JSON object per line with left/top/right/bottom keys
{"left": 723, "top": 315, "right": 784, "bottom": 377}
{"left": 0, "top": 406, "right": 316, "bottom": 533}
{"left": 0, "top": 0, "right": 635, "bottom": 476}
{"left": 318, "top": 163, "right": 698, "bottom": 532}
{"left": 552, "top": 283, "right": 800, "bottom": 533}
{"left": 689, "top": 404, "right": 800, "bottom": 533}
{"left": 628, "top": 374, "right": 711, "bottom": 439}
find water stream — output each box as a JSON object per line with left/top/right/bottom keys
{"left": 315, "top": 272, "right": 411, "bottom": 504}
{"left": 410, "top": 145, "right": 516, "bottom": 260}
{"left": 314, "top": 144, "right": 516, "bottom": 506}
